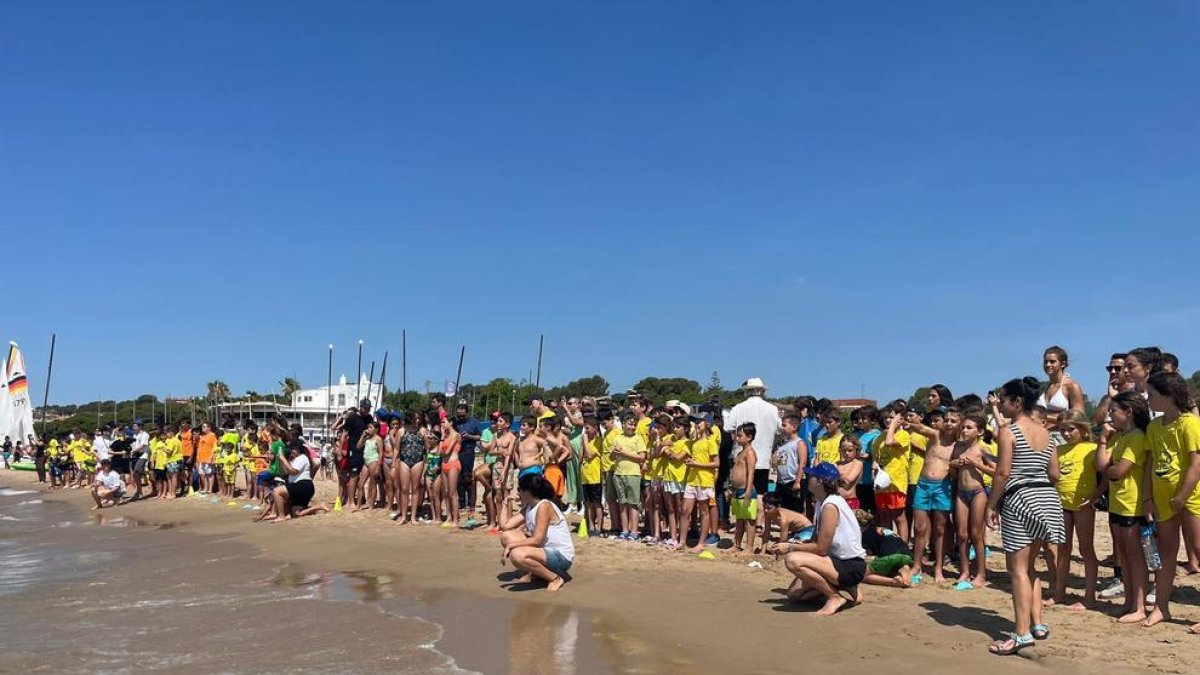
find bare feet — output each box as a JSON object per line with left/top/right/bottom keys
{"left": 1043, "top": 598, "right": 1058, "bottom": 608}
{"left": 1188, "top": 623, "right": 1200, "bottom": 634}
{"left": 815, "top": 595, "right": 848, "bottom": 617}
{"left": 933, "top": 574, "right": 947, "bottom": 585}
{"left": 1061, "top": 601, "right": 1087, "bottom": 612}
{"left": 1117, "top": 611, "right": 1148, "bottom": 624}
{"left": 516, "top": 573, "right": 533, "bottom": 583}
{"left": 892, "top": 577, "right": 912, "bottom": 589}
{"left": 971, "top": 576, "right": 987, "bottom": 588}
{"left": 1143, "top": 608, "right": 1169, "bottom": 628}
{"left": 687, "top": 546, "right": 704, "bottom": 554}
{"left": 546, "top": 576, "right": 565, "bottom": 592}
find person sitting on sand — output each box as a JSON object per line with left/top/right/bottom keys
{"left": 498, "top": 474, "right": 575, "bottom": 592}
{"left": 769, "top": 462, "right": 866, "bottom": 616}
{"left": 259, "top": 438, "right": 328, "bottom": 522}
{"left": 91, "top": 458, "right": 126, "bottom": 509}
{"left": 855, "top": 509, "right": 915, "bottom": 588}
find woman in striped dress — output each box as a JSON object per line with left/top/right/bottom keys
{"left": 985, "top": 377, "right": 1065, "bottom": 656}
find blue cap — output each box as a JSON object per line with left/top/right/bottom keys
{"left": 806, "top": 462, "right": 840, "bottom": 483}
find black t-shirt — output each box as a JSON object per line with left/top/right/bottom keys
{"left": 716, "top": 427, "right": 734, "bottom": 485}
{"left": 862, "top": 526, "right": 910, "bottom": 557}
{"left": 110, "top": 438, "right": 132, "bottom": 457}
{"left": 454, "top": 417, "right": 483, "bottom": 457}
{"left": 2, "top": 441, "right": 11, "bottom": 454}
{"left": 344, "top": 413, "right": 367, "bottom": 458}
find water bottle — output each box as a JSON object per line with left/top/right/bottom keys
{"left": 1141, "top": 524, "right": 1162, "bottom": 572}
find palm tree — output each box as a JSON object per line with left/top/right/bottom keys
{"left": 206, "top": 380, "right": 231, "bottom": 402}
{"left": 279, "top": 377, "right": 302, "bottom": 401}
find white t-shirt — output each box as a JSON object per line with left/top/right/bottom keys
{"left": 814, "top": 494, "right": 866, "bottom": 560}
{"left": 92, "top": 437, "right": 112, "bottom": 461}
{"left": 725, "top": 396, "right": 780, "bottom": 470}
{"left": 133, "top": 431, "right": 151, "bottom": 456}
{"left": 97, "top": 469, "right": 124, "bottom": 491}
{"left": 288, "top": 454, "right": 312, "bottom": 483}
{"left": 525, "top": 500, "right": 575, "bottom": 562}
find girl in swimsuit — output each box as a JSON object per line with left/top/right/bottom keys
{"left": 950, "top": 414, "right": 994, "bottom": 588}
{"left": 438, "top": 416, "right": 463, "bottom": 527}
{"left": 424, "top": 414, "right": 444, "bottom": 524}
{"left": 356, "top": 422, "right": 382, "bottom": 511}
{"left": 393, "top": 412, "right": 428, "bottom": 525}
{"left": 383, "top": 419, "right": 400, "bottom": 513}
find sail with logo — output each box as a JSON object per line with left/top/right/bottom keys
{"left": 4, "top": 342, "right": 37, "bottom": 443}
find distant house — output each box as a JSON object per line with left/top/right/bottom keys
{"left": 831, "top": 398, "right": 877, "bottom": 411}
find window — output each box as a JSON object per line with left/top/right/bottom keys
{"left": 338, "top": 394, "right": 346, "bottom": 407}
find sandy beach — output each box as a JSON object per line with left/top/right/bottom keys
{"left": 4, "top": 469, "right": 1199, "bottom": 675}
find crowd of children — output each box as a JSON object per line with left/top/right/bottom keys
{"left": 16, "top": 344, "right": 1200, "bottom": 650}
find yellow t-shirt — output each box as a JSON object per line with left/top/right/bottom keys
{"left": 979, "top": 439, "right": 997, "bottom": 488}
{"left": 815, "top": 432, "right": 843, "bottom": 465}
{"left": 149, "top": 439, "right": 168, "bottom": 470}
{"left": 873, "top": 429, "right": 911, "bottom": 494}
{"left": 599, "top": 427, "right": 621, "bottom": 473}
{"left": 663, "top": 438, "right": 690, "bottom": 484}
{"left": 635, "top": 417, "right": 651, "bottom": 446}
{"left": 611, "top": 434, "right": 647, "bottom": 477}
{"left": 1147, "top": 413, "right": 1200, "bottom": 519}
{"left": 1056, "top": 441, "right": 1098, "bottom": 511}
{"left": 164, "top": 437, "right": 183, "bottom": 465}
{"left": 908, "top": 433, "right": 928, "bottom": 486}
{"left": 70, "top": 439, "right": 92, "bottom": 464}
{"left": 1108, "top": 430, "right": 1148, "bottom": 518}
{"left": 581, "top": 436, "right": 603, "bottom": 485}
{"left": 686, "top": 432, "right": 717, "bottom": 488}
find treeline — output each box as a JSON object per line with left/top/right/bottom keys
{"left": 37, "top": 395, "right": 204, "bottom": 437}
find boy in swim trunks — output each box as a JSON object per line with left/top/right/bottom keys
{"left": 762, "top": 492, "right": 812, "bottom": 547}
{"left": 482, "top": 413, "right": 516, "bottom": 528}
{"left": 730, "top": 423, "right": 759, "bottom": 555}
{"left": 857, "top": 510, "right": 915, "bottom": 588}
{"left": 907, "top": 408, "right": 960, "bottom": 584}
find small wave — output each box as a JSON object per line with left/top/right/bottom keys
{"left": 0, "top": 488, "right": 35, "bottom": 496}
{"left": 0, "top": 514, "right": 18, "bottom": 521}
{"left": 19, "top": 499, "right": 43, "bottom": 505}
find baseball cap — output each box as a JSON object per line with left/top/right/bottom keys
{"left": 805, "top": 462, "right": 840, "bottom": 483}
{"left": 690, "top": 412, "right": 714, "bottom": 425}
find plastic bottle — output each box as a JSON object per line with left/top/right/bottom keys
{"left": 1141, "top": 523, "right": 1162, "bottom": 572}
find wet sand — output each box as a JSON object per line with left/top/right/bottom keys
{"left": 4, "top": 470, "right": 1200, "bottom": 674}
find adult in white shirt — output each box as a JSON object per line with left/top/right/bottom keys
{"left": 724, "top": 378, "right": 781, "bottom": 505}
{"left": 498, "top": 473, "right": 575, "bottom": 592}
{"left": 91, "top": 458, "right": 126, "bottom": 509}
{"left": 92, "top": 430, "right": 112, "bottom": 462}
{"left": 770, "top": 462, "right": 867, "bottom": 617}
{"left": 260, "top": 439, "right": 328, "bottom": 522}
{"left": 130, "top": 423, "right": 152, "bottom": 499}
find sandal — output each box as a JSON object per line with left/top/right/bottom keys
{"left": 989, "top": 633, "right": 1034, "bottom": 656}
{"left": 1031, "top": 624, "right": 1050, "bottom": 640}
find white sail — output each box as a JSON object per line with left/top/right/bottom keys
{"left": 5, "top": 342, "right": 37, "bottom": 444}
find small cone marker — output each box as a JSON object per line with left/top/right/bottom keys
{"left": 333, "top": 496, "right": 343, "bottom": 512}
{"left": 577, "top": 518, "right": 589, "bottom": 539}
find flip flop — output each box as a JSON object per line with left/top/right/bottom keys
{"left": 1031, "top": 624, "right": 1050, "bottom": 640}
{"left": 910, "top": 574, "right": 923, "bottom": 586}
{"left": 954, "top": 581, "right": 975, "bottom": 591}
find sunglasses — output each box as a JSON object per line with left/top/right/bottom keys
{"left": 1105, "top": 366, "right": 1122, "bottom": 373}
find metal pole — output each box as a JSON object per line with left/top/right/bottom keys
{"left": 366, "top": 361, "right": 376, "bottom": 407}
{"left": 355, "top": 340, "right": 363, "bottom": 403}
{"left": 39, "top": 334, "right": 56, "bottom": 437}
{"left": 402, "top": 330, "right": 407, "bottom": 392}
{"left": 454, "top": 346, "right": 465, "bottom": 399}
{"left": 535, "top": 334, "right": 543, "bottom": 389}
{"left": 378, "top": 351, "right": 389, "bottom": 402}
{"left": 326, "top": 344, "right": 333, "bottom": 439}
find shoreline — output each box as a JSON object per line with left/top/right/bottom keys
{"left": 6, "top": 470, "right": 1197, "bottom": 674}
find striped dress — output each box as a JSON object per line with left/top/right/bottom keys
{"left": 999, "top": 423, "right": 1066, "bottom": 553}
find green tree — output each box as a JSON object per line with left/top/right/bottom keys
{"left": 279, "top": 377, "right": 302, "bottom": 400}
{"left": 631, "top": 377, "right": 702, "bottom": 405}
{"left": 908, "top": 387, "right": 930, "bottom": 408}
{"left": 1188, "top": 370, "right": 1200, "bottom": 400}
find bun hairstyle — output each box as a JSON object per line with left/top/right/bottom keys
{"left": 1112, "top": 390, "right": 1151, "bottom": 432}
{"left": 1148, "top": 371, "right": 1191, "bottom": 412}
{"left": 517, "top": 473, "right": 557, "bottom": 501}
{"left": 1000, "top": 377, "right": 1043, "bottom": 414}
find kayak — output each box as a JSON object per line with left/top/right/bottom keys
{"left": 8, "top": 461, "right": 37, "bottom": 472}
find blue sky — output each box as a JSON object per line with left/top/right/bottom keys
{"left": 3, "top": 1, "right": 1199, "bottom": 405}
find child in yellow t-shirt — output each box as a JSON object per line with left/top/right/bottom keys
{"left": 1102, "top": 390, "right": 1151, "bottom": 624}
{"left": 217, "top": 441, "right": 242, "bottom": 498}
{"left": 1051, "top": 410, "right": 1101, "bottom": 608}
{"left": 580, "top": 419, "right": 604, "bottom": 535}
{"left": 682, "top": 412, "right": 719, "bottom": 553}
{"left": 873, "top": 405, "right": 912, "bottom": 543}
{"left": 660, "top": 417, "right": 691, "bottom": 550}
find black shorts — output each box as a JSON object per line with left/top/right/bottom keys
{"left": 154, "top": 469, "right": 168, "bottom": 482}
{"left": 855, "top": 484, "right": 876, "bottom": 513}
{"left": 753, "top": 469, "right": 770, "bottom": 496}
{"left": 776, "top": 481, "right": 805, "bottom": 513}
{"left": 1109, "top": 513, "right": 1148, "bottom": 528}
{"left": 111, "top": 458, "right": 131, "bottom": 474}
{"left": 582, "top": 484, "right": 603, "bottom": 504}
{"left": 831, "top": 556, "right": 867, "bottom": 589}
{"left": 286, "top": 479, "right": 315, "bottom": 509}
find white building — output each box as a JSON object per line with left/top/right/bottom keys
{"left": 208, "top": 374, "right": 383, "bottom": 442}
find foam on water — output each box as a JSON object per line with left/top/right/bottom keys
{"left": 0, "top": 488, "right": 35, "bottom": 496}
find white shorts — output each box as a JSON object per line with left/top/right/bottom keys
{"left": 684, "top": 485, "right": 715, "bottom": 501}
{"left": 198, "top": 463, "right": 214, "bottom": 475}
{"left": 663, "top": 481, "right": 684, "bottom": 494}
